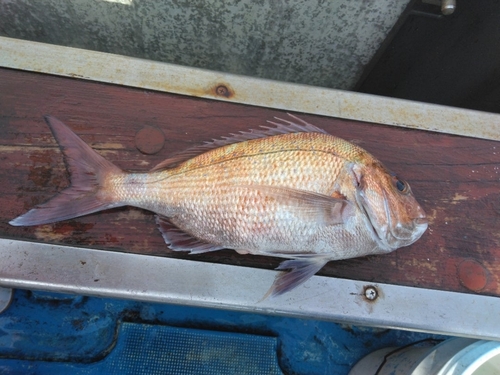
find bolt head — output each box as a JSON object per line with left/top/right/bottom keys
{"left": 364, "top": 286, "right": 378, "bottom": 301}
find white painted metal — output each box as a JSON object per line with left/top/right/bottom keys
{"left": 0, "top": 239, "right": 499, "bottom": 340}
{"left": 1, "top": 36, "right": 500, "bottom": 141}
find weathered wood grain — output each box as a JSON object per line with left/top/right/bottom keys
{"left": 1, "top": 68, "right": 499, "bottom": 296}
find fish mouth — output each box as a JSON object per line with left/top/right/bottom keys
{"left": 411, "top": 217, "right": 429, "bottom": 242}
{"left": 357, "top": 189, "right": 428, "bottom": 250}
{"left": 384, "top": 216, "right": 428, "bottom": 247}
{"left": 414, "top": 217, "right": 428, "bottom": 226}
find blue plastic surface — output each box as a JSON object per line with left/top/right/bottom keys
{"left": 0, "top": 290, "right": 445, "bottom": 374}
{"left": 1, "top": 322, "right": 282, "bottom": 374}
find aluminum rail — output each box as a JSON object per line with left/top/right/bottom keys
{"left": 0, "top": 239, "right": 499, "bottom": 340}
{"left": 1, "top": 36, "right": 500, "bottom": 141}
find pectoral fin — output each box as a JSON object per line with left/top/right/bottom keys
{"left": 240, "top": 185, "right": 351, "bottom": 226}
{"left": 264, "top": 257, "right": 328, "bottom": 298}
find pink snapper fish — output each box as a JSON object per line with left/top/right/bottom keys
{"left": 10, "top": 115, "right": 428, "bottom": 296}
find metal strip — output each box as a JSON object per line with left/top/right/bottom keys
{"left": 0, "top": 239, "right": 499, "bottom": 340}
{"left": 1, "top": 36, "right": 500, "bottom": 141}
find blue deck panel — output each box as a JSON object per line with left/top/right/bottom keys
{"left": 0, "top": 290, "right": 445, "bottom": 374}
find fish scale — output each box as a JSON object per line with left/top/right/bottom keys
{"left": 175, "top": 132, "right": 364, "bottom": 175}
{"left": 140, "top": 144, "right": 360, "bottom": 255}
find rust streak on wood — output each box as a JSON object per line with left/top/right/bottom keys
{"left": 1, "top": 67, "right": 500, "bottom": 297}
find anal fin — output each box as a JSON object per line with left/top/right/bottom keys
{"left": 156, "top": 215, "right": 224, "bottom": 254}
{"left": 264, "top": 257, "right": 327, "bottom": 298}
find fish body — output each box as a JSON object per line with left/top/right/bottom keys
{"left": 10, "top": 115, "right": 428, "bottom": 296}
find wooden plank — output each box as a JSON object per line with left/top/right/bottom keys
{"left": 1, "top": 68, "right": 499, "bottom": 297}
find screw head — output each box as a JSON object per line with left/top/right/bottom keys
{"left": 364, "top": 286, "right": 378, "bottom": 301}
{"left": 215, "top": 85, "right": 232, "bottom": 98}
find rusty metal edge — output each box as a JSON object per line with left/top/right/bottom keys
{"left": 1, "top": 239, "right": 500, "bottom": 340}
{"left": 1, "top": 36, "right": 500, "bottom": 141}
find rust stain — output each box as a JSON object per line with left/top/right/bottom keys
{"left": 354, "top": 284, "right": 385, "bottom": 314}
{"left": 136, "top": 65, "right": 236, "bottom": 100}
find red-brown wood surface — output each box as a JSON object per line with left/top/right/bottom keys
{"left": 1, "top": 68, "right": 499, "bottom": 296}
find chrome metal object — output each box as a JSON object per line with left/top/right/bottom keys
{"left": 422, "top": 0, "right": 456, "bottom": 15}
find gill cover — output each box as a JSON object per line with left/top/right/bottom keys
{"left": 351, "top": 162, "right": 427, "bottom": 251}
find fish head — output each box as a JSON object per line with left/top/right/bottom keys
{"left": 352, "top": 162, "right": 428, "bottom": 251}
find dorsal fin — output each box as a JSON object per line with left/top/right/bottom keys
{"left": 151, "top": 113, "right": 328, "bottom": 172}
{"left": 265, "top": 113, "right": 329, "bottom": 135}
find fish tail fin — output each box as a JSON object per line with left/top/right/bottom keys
{"left": 9, "top": 116, "right": 124, "bottom": 226}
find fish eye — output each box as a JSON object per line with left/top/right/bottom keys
{"left": 395, "top": 178, "right": 409, "bottom": 194}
